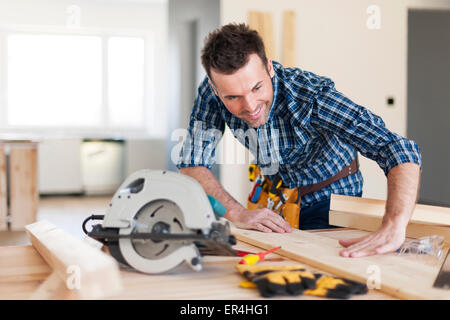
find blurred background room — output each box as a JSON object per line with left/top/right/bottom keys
{"left": 0, "top": 0, "right": 449, "bottom": 245}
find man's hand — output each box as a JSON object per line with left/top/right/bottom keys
{"left": 227, "top": 207, "right": 293, "bottom": 233}
{"left": 338, "top": 162, "right": 420, "bottom": 258}
{"left": 179, "top": 166, "right": 292, "bottom": 234}
{"left": 338, "top": 222, "right": 406, "bottom": 258}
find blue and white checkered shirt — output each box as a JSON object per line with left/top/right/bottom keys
{"left": 176, "top": 61, "right": 422, "bottom": 207}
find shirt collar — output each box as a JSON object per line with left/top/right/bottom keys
{"left": 266, "top": 61, "right": 282, "bottom": 123}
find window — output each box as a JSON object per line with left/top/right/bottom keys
{"left": 7, "top": 34, "right": 103, "bottom": 126}
{"left": 108, "top": 37, "right": 145, "bottom": 127}
{"left": 2, "top": 32, "right": 147, "bottom": 132}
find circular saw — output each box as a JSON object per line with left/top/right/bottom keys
{"left": 83, "top": 170, "right": 237, "bottom": 274}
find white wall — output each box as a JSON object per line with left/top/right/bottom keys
{"left": 39, "top": 138, "right": 167, "bottom": 194}
{"left": 38, "top": 139, "right": 84, "bottom": 194}
{"left": 219, "top": 0, "right": 450, "bottom": 205}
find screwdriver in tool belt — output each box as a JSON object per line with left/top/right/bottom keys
{"left": 238, "top": 246, "right": 282, "bottom": 266}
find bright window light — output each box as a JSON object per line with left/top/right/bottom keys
{"left": 108, "top": 37, "right": 145, "bottom": 127}
{"left": 7, "top": 34, "right": 102, "bottom": 126}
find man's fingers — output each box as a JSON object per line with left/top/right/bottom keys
{"left": 340, "top": 240, "right": 379, "bottom": 257}
{"left": 375, "top": 242, "right": 401, "bottom": 255}
{"left": 339, "top": 226, "right": 407, "bottom": 258}
{"left": 261, "top": 220, "right": 286, "bottom": 233}
{"left": 339, "top": 235, "right": 379, "bottom": 257}
{"left": 346, "top": 246, "right": 379, "bottom": 258}
{"left": 338, "top": 236, "right": 368, "bottom": 248}
{"left": 254, "top": 223, "right": 272, "bottom": 233}
{"left": 267, "top": 211, "right": 293, "bottom": 232}
{"left": 244, "top": 209, "right": 292, "bottom": 233}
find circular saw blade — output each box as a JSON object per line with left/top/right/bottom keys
{"left": 129, "top": 199, "right": 193, "bottom": 260}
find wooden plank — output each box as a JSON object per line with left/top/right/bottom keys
{"left": 9, "top": 143, "right": 39, "bottom": 231}
{"left": 25, "top": 220, "right": 122, "bottom": 299}
{"left": 0, "top": 245, "right": 52, "bottom": 300}
{"left": 330, "top": 210, "right": 450, "bottom": 244}
{"left": 330, "top": 194, "right": 450, "bottom": 225}
{"left": 248, "top": 11, "right": 276, "bottom": 60}
{"left": 231, "top": 226, "right": 450, "bottom": 300}
{"left": 329, "top": 195, "right": 450, "bottom": 243}
{"left": 282, "top": 10, "right": 296, "bottom": 67}
{"left": 0, "top": 239, "right": 394, "bottom": 300}
{"left": 28, "top": 271, "right": 79, "bottom": 300}
{"left": 0, "top": 245, "right": 51, "bottom": 283}
{"left": 28, "top": 237, "right": 105, "bottom": 300}
{"left": 0, "top": 145, "right": 7, "bottom": 231}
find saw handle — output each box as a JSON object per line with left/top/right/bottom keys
{"left": 207, "top": 195, "right": 226, "bottom": 217}
{"left": 82, "top": 214, "right": 105, "bottom": 235}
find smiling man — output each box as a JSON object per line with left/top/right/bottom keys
{"left": 176, "top": 23, "right": 422, "bottom": 258}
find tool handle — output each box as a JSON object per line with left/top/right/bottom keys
{"left": 258, "top": 246, "right": 281, "bottom": 259}
{"left": 269, "top": 175, "right": 282, "bottom": 197}
{"left": 207, "top": 195, "right": 226, "bottom": 217}
{"left": 238, "top": 254, "right": 260, "bottom": 265}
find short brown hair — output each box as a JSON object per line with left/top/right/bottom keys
{"left": 201, "top": 23, "right": 268, "bottom": 80}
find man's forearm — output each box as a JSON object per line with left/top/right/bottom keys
{"left": 179, "top": 166, "right": 245, "bottom": 220}
{"left": 383, "top": 162, "right": 421, "bottom": 229}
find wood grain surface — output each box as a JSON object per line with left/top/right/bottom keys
{"left": 0, "top": 146, "right": 7, "bottom": 231}
{"left": 232, "top": 226, "right": 450, "bottom": 300}
{"left": 25, "top": 220, "right": 122, "bottom": 299}
{"left": 329, "top": 195, "right": 450, "bottom": 244}
{"left": 9, "top": 144, "right": 39, "bottom": 231}
{"left": 0, "top": 230, "right": 393, "bottom": 300}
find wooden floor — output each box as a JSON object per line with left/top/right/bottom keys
{"left": 0, "top": 196, "right": 111, "bottom": 246}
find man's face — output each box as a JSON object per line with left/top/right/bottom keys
{"left": 209, "top": 53, "right": 275, "bottom": 128}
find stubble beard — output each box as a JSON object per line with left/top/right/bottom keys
{"left": 244, "top": 102, "right": 271, "bottom": 128}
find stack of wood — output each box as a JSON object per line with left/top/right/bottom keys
{"left": 0, "top": 141, "right": 39, "bottom": 231}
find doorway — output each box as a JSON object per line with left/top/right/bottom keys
{"left": 407, "top": 9, "right": 450, "bottom": 207}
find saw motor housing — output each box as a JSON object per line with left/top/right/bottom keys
{"left": 85, "top": 170, "right": 236, "bottom": 274}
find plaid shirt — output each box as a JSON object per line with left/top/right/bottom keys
{"left": 176, "top": 61, "right": 422, "bottom": 207}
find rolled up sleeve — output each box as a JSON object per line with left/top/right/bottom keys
{"left": 312, "top": 81, "right": 422, "bottom": 176}
{"left": 176, "top": 78, "right": 225, "bottom": 170}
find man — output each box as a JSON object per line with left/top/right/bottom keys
{"left": 176, "top": 23, "right": 422, "bottom": 258}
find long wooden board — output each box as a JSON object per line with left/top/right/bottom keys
{"left": 248, "top": 11, "right": 276, "bottom": 60}
{"left": 329, "top": 195, "right": 450, "bottom": 243}
{"left": 282, "top": 10, "right": 296, "bottom": 67}
{"left": 330, "top": 210, "right": 450, "bottom": 244}
{"left": 0, "top": 232, "right": 394, "bottom": 300}
{"left": 231, "top": 226, "right": 450, "bottom": 300}
{"left": 25, "top": 220, "right": 122, "bottom": 299}
{"left": 9, "top": 143, "right": 39, "bottom": 231}
{"left": 331, "top": 194, "right": 450, "bottom": 225}
{"left": 0, "top": 145, "right": 7, "bottom": 230}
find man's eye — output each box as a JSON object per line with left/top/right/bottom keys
{"left": 227, "top": 96, "right": 237, "bottom": 101}
{"left": 254, "top": 86, "right": 261, "bottom": 91}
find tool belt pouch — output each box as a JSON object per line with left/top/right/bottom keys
{"left": 247, "top": 179, "right": 301, "bottom": 229}
{"left": 246, "top": 179, "right": 272, "bottom": 210}
{"left": 246, "top": 157, "right": 358, "bottom": 229}
{"left": 281, "top": 203, "right": 300, "bottom": 229}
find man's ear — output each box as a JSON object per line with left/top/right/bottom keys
{"left": 267, "top": 59, "right": 275, "bottom": 78}
{"left": 208, "top": 79, "right": 219, "bottom": 96}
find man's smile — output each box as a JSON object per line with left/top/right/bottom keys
{"left": 246, "top": 103, "right": 263, "bottom": 119}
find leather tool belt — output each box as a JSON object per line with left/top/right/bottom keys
{"left": 247, "top": 157, "right": 360, "bottom": 229}
{"left": 299, "top": 157, "right": 359, "bottom": 197}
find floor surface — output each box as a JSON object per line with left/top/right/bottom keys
{"left": 0, "top": 196, "right": 111, "bottom": 246}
